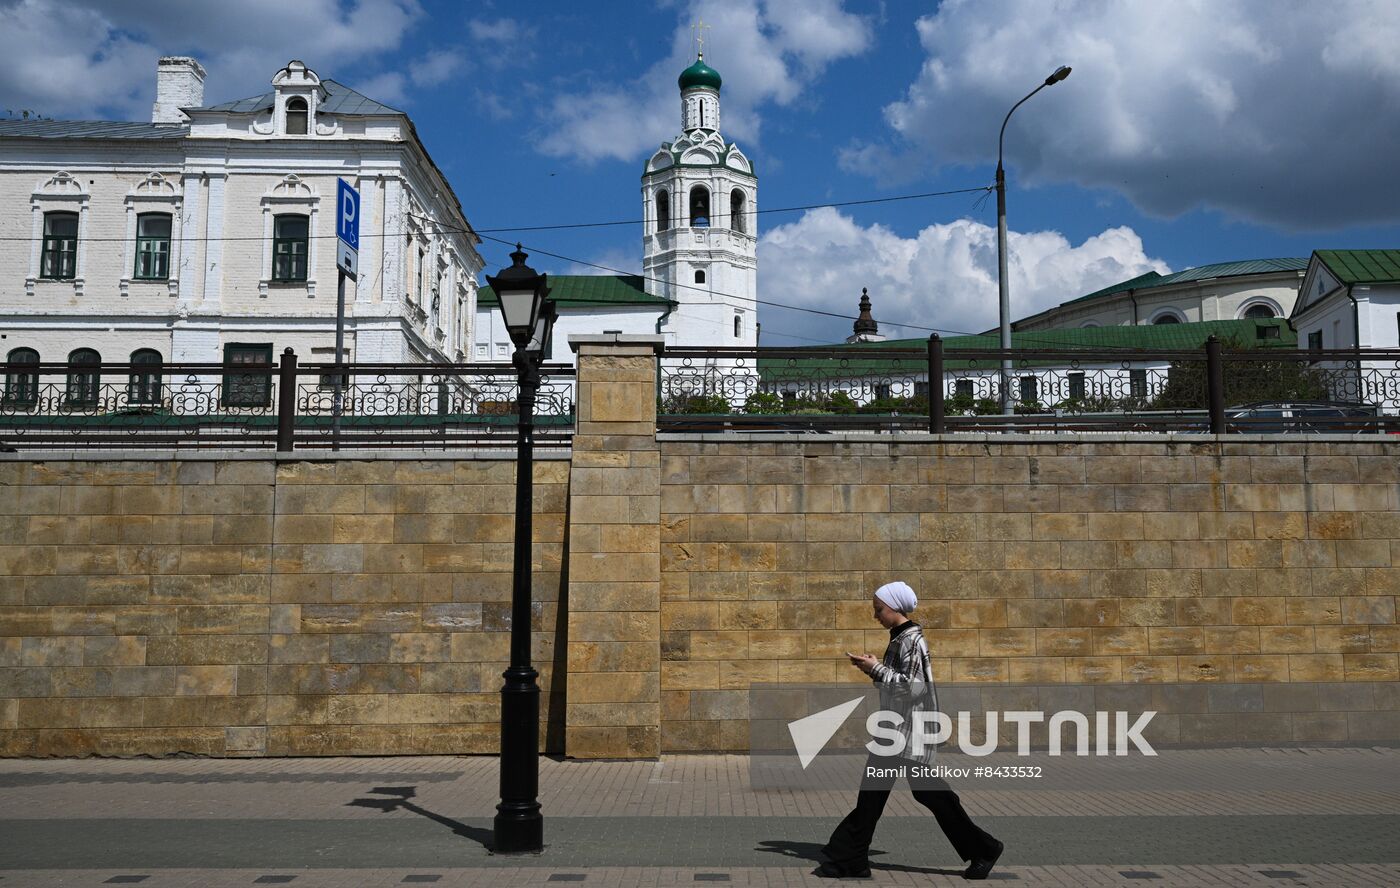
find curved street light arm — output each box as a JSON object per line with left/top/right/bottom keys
{"left": 997, "top": 82, "right": 1050, "bottom": 175}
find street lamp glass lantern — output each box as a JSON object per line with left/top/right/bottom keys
{"left": 526, "top": 300, "right": 557, "bottom": 362}
{"left": 486, "top": 244, "right": 549, "bottom": 346}
{"left": 499, "top": 287, "right": 542, "bottom": 338}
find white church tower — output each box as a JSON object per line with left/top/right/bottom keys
{"left": 642, "top": 52, "right": 758, "bottom": 348}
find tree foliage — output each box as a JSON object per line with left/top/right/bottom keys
{"left": 1153, "top": 336, "right": 1331, "bottom": 409}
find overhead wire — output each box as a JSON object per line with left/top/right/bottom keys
{"left": 456, "top": 221, "right": 1179, "bottom": 353}
{"left": 0, "top": 185, "right": 992, "bottom": 242}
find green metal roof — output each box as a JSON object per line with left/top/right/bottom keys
{"left": 478, "top": 274, "right": 673, "bottom": 309}
{"left": 679, "top": 56, "right": 722, "bottom": 91}
{"left": 759, "top": 318, "right": 1295, "bottom": 375}
{"left": 1315, "top": 249, "right": 1400, "bottom": 285}
{"left": 1058, "top": 258, "right": 1307, "bottom": 309}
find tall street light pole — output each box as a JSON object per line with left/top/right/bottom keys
{"left": 996, "top": 65, "right": 1071, "bottom": 415}
{"left": 485, "top": 244, "right": 556, "bottom": 855}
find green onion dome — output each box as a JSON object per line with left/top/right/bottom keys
{"left": 679, "top": 55, "right": 722, "bottom": 91}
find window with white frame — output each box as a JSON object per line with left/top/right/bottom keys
{"left": 128, "top": 349, "right": 163, "bottom": 405}
{"left": 1068, "top": 371, "right": 1086, "bottom": 401}
{"left": 4, "top": 348, "right": 39, "bottom": 408}
{"left": 134, "top": 214, "right": 172, "bottom": 280}
{"left": 122, "top": 172, "right": 182, "bottom": 296}
{"left": 40, "top": 212, "right": 78, "bottom": 280}
{"left": 66, "top": 348, "right": 100, "bottom": 408}
{"left": 259, "top": 175, "right": 319, "bottom": 297}
{"left": 285, "top": 97, "right": 309, "bottom": 135}
{"left": 272, "top": 215, "right": 310, "bottom": 281}
{"left": 29, "top": 171, "right": 89, "bottom": 295}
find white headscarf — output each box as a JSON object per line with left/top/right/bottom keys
{"left": 875, "top": 581, "right": 917, "bottom": 614}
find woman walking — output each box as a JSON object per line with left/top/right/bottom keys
{"left": 818, "top": 581, "right": 1004, "bottom": 880}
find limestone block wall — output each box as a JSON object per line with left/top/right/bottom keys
{"left": 0, "top": 454, "right": 568, "bottom": 757}
{"left": 658, "top": 437, "right": 1400, "bottom": 752}
{"left": 564, "top": 336, "right": 664, "bottom": 759}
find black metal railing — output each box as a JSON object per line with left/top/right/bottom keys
{"left": 658, "top": 337, "right": 1400, "bottom": 434}
{"left": 0, "top": 351, "right": 575, "bottom": 450}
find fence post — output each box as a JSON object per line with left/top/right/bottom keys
{"left": 1206, "top": 335, "right": 1225, "bottom": 434}
{"left": 928, "top": 333, "right": 944, "bottom": 434}
{"left": 276, "top": 347, "right": 297, "bottom": 452}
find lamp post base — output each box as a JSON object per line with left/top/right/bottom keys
{"left": 492, "top": 805, "right": 544, "bottom": 854}
{"left": 495, "top": 663, "right": 542, "bottom": 854}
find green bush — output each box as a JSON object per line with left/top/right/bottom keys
{"left": 1153, "top": 335, "right": 1331, "bottom": 409}
{"left": 659, "top": 393, "right": 732, "bottom": 414}
{"left": 864, "top": 395, "right": 928, "bottom": 415}
{"left": 742, "top": 391, "right": 783, "bottom": 414}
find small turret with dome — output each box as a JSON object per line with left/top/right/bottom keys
{"left": 679, "top": 53, "right": 723, "bottom": 131}
{"left": 679, "top": 54, "right": 723, "bottom": 91}
{"left": 641, "top": 34, "right": 758, "bottom": 350}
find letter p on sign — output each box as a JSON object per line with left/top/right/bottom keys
{"left": 336, "top": 178, "right": 359, "bottom": 279}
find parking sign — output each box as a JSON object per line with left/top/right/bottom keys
{"left": 336, "top": 178, "right": 359, "bottom": 279}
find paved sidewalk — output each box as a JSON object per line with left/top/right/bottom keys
{"left": 2, "top": 751, "right": 1399, "bottom": 887}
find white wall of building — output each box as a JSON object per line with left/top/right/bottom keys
{"left": 0, "top": 59, "right": 482, "bottom": 402}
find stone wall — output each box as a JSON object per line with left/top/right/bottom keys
{"left": 657, "top": 437, "right": 1400, "bottom": 753}
{"left": 4, "top": 339, "right": 1400, "bottom": 759}
{"left": 0, "top": 454, "right": 568, "bottom": 757}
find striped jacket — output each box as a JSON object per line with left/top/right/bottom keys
{"left": 870, "top": 621, "right": 939, "bottom": 764}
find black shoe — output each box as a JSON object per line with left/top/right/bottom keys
{"left": 963, "top": 839, "right": 1003, "bottom": 880}
{"left": 815, "top": 861, "right": 872, "bottom": 879}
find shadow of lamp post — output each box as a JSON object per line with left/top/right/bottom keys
{"left": 484, "top": 243, "right": 556, "bottom": 854}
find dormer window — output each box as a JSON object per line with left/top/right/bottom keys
{"left": 286, "top": 97, "right": 308, "bottom": 135}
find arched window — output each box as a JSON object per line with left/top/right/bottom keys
{"left": 4, "top": 348, "right": 39, "bottom": 408}
{"left": 41, "top": 211, "right": 78, "bottom": 280}
{"left": 690, "top": 185, "right": 710, "bottom": 228}
{"left": 1243, "top": 303, "right": 1276, "bottom": 320}
{"left": 286, "top": 97, "right": 308, "bottom": 135}
{"left": 272, "top": 214, "right": 309, "bottom": 281}
{"left": 1152, "top": 315, "right": 1181, "bottom": 325}
{"left": 656, "top": 189, "right": 670, "bottom": 232}
{"left": 734, "top": 315, "right": 742, "bottom": 338}
{"left": 730, "top": 189, "right": 746, "bottom": 234}
{"left": 66, "top": 348, "right": 100, "bottom": 408}
{"left": 134, "top": 212, "right": 172, "bottom": 280}
{"left": 694, "top": 269, "right": 706, "bottom": 284}
{"left": 128, "top": 349, "right": 163, "bottom": 405}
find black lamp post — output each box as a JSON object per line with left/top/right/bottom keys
{"left": 485, "top": 244, "right": 555, "bottom": 854}
{"left": 995, "top": 65, "right": 1071, "bottom": 415}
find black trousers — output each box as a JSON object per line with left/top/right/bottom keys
{"left": 821, "top": 755, "right": 999, "bottom": 871}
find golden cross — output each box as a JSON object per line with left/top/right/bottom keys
{"left": 692, "top": 18, "right": 711, "bottom": 56}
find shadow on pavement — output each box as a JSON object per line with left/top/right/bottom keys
{"left": 347, "top": 786, "right": 493, "bottom": 850}
{"left": 755, "top": 839, "right": 962, "bottom": 877}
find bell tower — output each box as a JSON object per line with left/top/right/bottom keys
{"left": 642, "top": 52, "right": 757, "bottom": 348}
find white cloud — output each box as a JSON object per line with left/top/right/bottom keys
{"left": 410, "top": 49, "right": 463, "bottom": 87}
{"left": 0, "top": 0, "right": 430, "bottom": 119}
{"left": 468, "top": 17, "right": 534, "bottom": 44}
{"left": 845, "top": 0, "right": 1400, "bottom": 229}
{"left": 538, "top": 0, "right": 873, "bottom": 163}
{"left": 756, "top": 208, "right": 1170, "bottom": 342}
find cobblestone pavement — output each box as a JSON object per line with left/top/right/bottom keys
{"left": 2, "top": 751, "right": 1398, "bottom": 887}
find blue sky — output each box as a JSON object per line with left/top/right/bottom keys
{"left": 4, "top": 0, "right": 1399, "bottom": 344}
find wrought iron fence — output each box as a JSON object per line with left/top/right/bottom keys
{"left": 658, "top": 340, "right": 1400, "bottom": 434}
{"left": 0, "top": 353, "right": 575, "bottom": 450}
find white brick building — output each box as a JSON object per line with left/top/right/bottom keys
{"left": 0, "top": 57, "right": 482, "bottom": 405}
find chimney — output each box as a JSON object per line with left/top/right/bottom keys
{"left": 152, "top": 56, "right": 206, "bottom": 124}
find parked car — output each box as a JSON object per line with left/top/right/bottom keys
{"left": 1225, "top": 401, "right": 1379, "bottom": 433}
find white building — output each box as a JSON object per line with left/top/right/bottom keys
{"left": 475, "top": 52, "right": 757, "bottom": 364}
{"left": 1290, "top": 249, "right": 1400, "bottom": 407}
{"left": 1, "top": 56, "right": 481, "bottom": 412}
{"left": 1011, "top": 258, "right": 1307, "bottom": 331}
